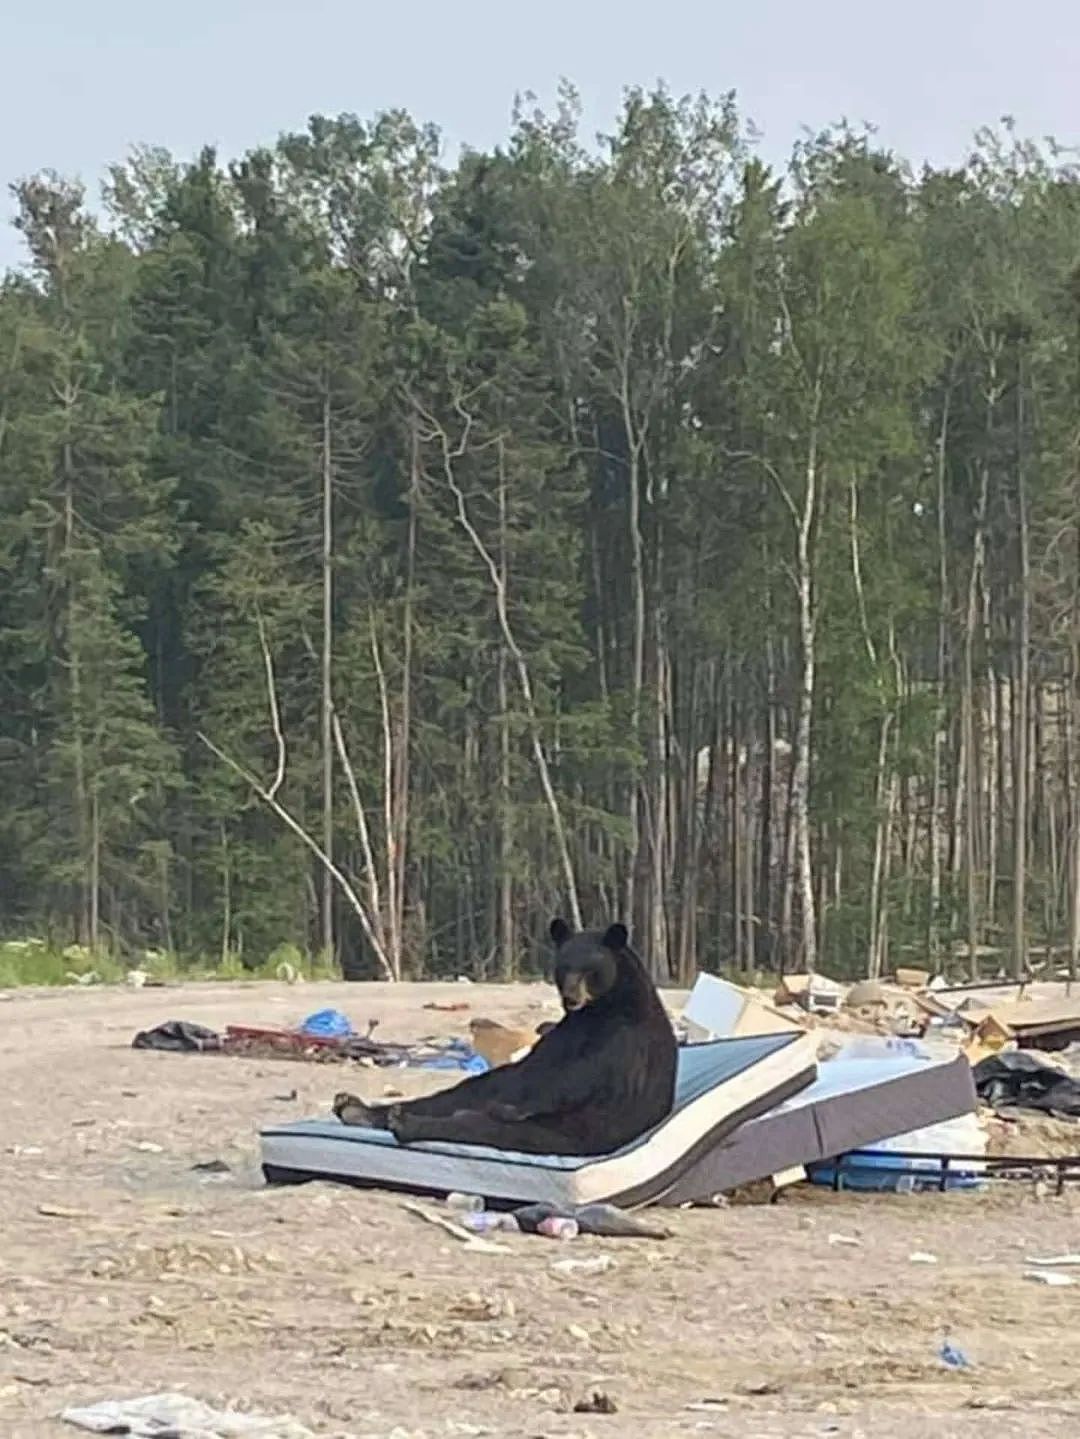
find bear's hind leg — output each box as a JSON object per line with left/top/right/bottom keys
{"left": 391, "top": 1106, "right": 588, "bottom": 1156}
{"left": 333, "top": 1092, "right": 397, "bottom": 1128}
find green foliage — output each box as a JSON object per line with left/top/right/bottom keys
{"left": 2, "top": 99, "right": 1080, "bottom": 984}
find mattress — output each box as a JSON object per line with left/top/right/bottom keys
{"left": 660, "top": 1046, "right": 978, "bottom": 1205}
{"left": 260, "top": 1030, "right": 817, "bottom": 1208}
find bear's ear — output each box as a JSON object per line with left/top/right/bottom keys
{"left": 601, "top": 922, "right": 628, "bottom": 951}
{"left": 550, "top": 917, "right": 573, "bottom": 947}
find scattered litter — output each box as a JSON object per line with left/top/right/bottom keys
{"left": 827, "top": 1232, "right": 861, "bottom": 1247}
{"left": 551, "top": 1255, "right": 615, "bottom": 1277}
{"left": 60, "top": 1391, "right": 313, "bottom": 1436}
{"left": 191, "top": 1158, "right": 231, "bottom": 1174}
{"left": 774, "top": 971, "right": 844, "bottom": 1015}
{"left": 66, "top": 970, "right": 100, "bottom": 986}
{"left": 468, "top": 1017, "right": 541, "bottom": 1067}
{"left": 1023, "top": 1269, "right": 1077, "bottom": 1286}
{"left": 423, "top": 1001, "right": 471, "bottom": 1012}
{"left": 511, "top": 1201, "right": 670, "bottom": 1240}
{"left": 38, "top": 1204, "right": 89, "bottom": 1219}
{"left": 1026, "top": 1254, "right": 1080, "bottom": 1266}
{"left": 537, "top": 1216, "right": 579, "bottom": 1239}
{"left": 133, "top": 1013, "right": 490, "bottom": 1072}
{"left": 573, "top": 1391, "right": 617, "bottom": 1414}
{"left": 685, "top": 1399, "right": 728, "bottom": 1413}
{"left": 132, "top": 1141, "right": 164, "bottom": 1154}
{"left": 126, "top": 968, "right": 148, "bottom": 988}
{"left": 938, "top": 1340, "right": 971, "bottom": 1370}
{"left": 401, "top": 1201, "right": 512, "bottom": 1254}
{"left": 737, "top": 1378, "right": 782, "bottom": 1396}
{"left": 446, "top": 1193, "right": 485, "bottom": 1214}
{"left": 566, "top": 1322, "right": 591, "bottom": 1343}
{"left": 133, "top": 1019, "right": 222, "bottom": 1053}
{"left": 272, "top": 1089, "right": 297, "bottom": 1102}
{"left": 974, "top": 1050, "right": 1080, "bottom": 1118}
{"left": 908, "top": 1252, "right": 938, "bottom": 1264}
{"left": 462, "top": 1211, "right": 520, "bottom": 1235}
{"left": 298, "top": 1007, "right": 353, "bottom": 1039}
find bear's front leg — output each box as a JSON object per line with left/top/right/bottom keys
{"left": 486, "top": 1101, "right": 529, "bottom": 1122}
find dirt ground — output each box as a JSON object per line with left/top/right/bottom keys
{"left": 2, "top": 979, "right": 1080, "bottom": 1439}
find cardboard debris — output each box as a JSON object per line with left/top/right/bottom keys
{"left": 774, "top": 972, "right": 845, "bottom": 1014}
{"left": 895, "top": 967, "right": 931, "bottom": 990}
{"left": 682, "top": 973, "right": 803, "bottom": 1041}
{"left": 468, "top": 1017, "right": 541, "bottom": 1067}
{"left": 960, "top": 996, "right": 1080, "bottom": 1064}
{"left": 979, "top": 997, "right": 1080, "bottom": 1048}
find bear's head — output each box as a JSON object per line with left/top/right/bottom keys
{"left": 549, "top": 917, "right": 628, "bottom": 1013}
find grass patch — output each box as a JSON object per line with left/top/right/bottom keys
{"left": 0, "top": 938, "right": 343, "bottom": 988}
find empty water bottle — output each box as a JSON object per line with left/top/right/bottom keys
{"left": 537, "top": 1216, "right": 579, "bottom": 1240}
{"left": 446, "top": 1192, "right": 484, "bottom": 1213}
{"left": 895, "top": 1174, "right": 917, "bottom": 1196}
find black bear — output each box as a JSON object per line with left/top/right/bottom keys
{"left": 333, "top": 917, "right": 678, "bottom": 1156}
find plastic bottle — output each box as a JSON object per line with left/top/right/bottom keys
{"left": 537, "top": 1216, "right": 579, "bottom": 1240}
{"left": 446, "top": 1192, "right": 484, "bottom": 1213}
{"left": 462, "top": 1210, "right": 521, "bottom": 1235}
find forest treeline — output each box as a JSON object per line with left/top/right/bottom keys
{"left": 3, "top": 85, "right": 1080, "bottom": 982}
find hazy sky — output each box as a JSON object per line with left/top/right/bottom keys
{"left": 2, "top": 0, "right": 1078, "bottom": 270}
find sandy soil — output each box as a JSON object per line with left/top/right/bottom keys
{"left": 2, "top": 978, "right": 1080, "bottom": 1438}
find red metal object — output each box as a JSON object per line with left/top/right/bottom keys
{"left": 224, "top": 1024, "right": 347, "bottom": 1052}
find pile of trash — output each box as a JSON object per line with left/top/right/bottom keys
{"left": 131, "top": 1008, "right": 544, "bottom": 1077}
{"left": 679, "top": 966, "right": 1080, "bottom": 1197}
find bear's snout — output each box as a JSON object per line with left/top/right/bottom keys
{"left": 560, "top": 976, "right": 589, "bottom": 1012}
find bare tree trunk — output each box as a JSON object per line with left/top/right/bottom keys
{"left": 370, "top": 622, "right": 402, "bottom": 976}
{"left": 497, "top": 442, "right": 515, "bottom": 979}
{"left": 1070, "top": 618, "right": 1080, "bottom": 994}
{"left": 621, "top": 396, "right": 647, "bottom": 933}
{"left": 201, "top": 727, "right": 396, "bottom": 980}
{"left": 779, "top": 727, "right": 797, "bottom": 974}
{"left": 928, "top": 388, "right": 951, "bottom": 959}
{"left": 320, "top": 391, "right": 335, "bottom": 962}
{"left": 742, "top": 690, "right": 757, "bottom": 975}
{"left": 645, "top": 579, "right": 669, "bottom": 973}
{"left": 731, "top": 688, "right": 744, "bottom": 971}
{"left": 395, "top": 436, "right": 417, "bottom": 960}
{"left": 420, "top": 399, "right": 582, "bottom": 926}
{"left": 89, "top": 782, "right": 101, "bottom": 950}
{"left": 63, "top": 449, "right": 90, "bottom": 946}
{"left": 219, "top": 823, "right": 232, "bottom": 967}
{"left": 676, "top": 654, "right": 704, "bottom": 984}
{"left": 875, "top": 632, "right": 906, "bottom": 980}
{"left": 1013, "top": 375, "right": 1031, "bottom": 978}
{"left": 982, "top": 574, "right": 999, "bottom": 928}
{"left": 961, "top": 459, "right": 991, "bottom": 979}
{"left": 901, "top": 776, "right": 918, "bottom": 923}
{"left": 759, "top": 628, "right": 777, "bottom": 968}
{"left": 791, "top": 422, "right": 821, "bottom": 972}
{"left": 867, "top": 715, "right": 892, "bottom": 979}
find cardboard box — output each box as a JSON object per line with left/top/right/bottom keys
{"left": 774, "top": 972, "right": 845, "bottom": 1014}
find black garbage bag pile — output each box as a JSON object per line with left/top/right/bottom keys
{"left": 973, "top": 1050, "right": 1080, "bottom": 1119}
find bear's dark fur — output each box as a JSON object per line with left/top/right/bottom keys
{"left": 333, "top": 918, "right": 677, "bottom": 1157}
